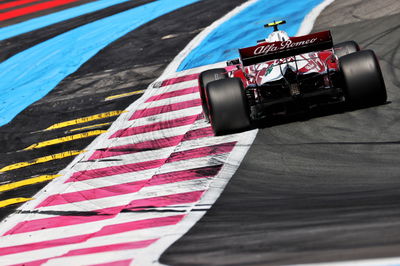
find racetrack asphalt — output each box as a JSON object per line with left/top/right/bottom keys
{"left": 160, "top": 0, "right": 400, "bottom": 265}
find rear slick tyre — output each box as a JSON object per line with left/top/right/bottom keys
{"left": 206, "top": 78, "right": 251, "bottom": 135}
{"left": 339, "top": 50, "right": 387, "bottom": 108}
{"left": 199, "top": 68, "right": 228, "bottom": 121}
{"left": 334, "top": 40, "right": 360, "bottom": 58}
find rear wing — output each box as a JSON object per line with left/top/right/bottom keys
{"left": 239, "top": 31, "right": 333, "bottom": 66}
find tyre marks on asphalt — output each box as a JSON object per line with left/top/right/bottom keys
{"left": 0, "top": 65, "right": 257, "bottom": 265}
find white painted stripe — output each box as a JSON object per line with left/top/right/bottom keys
{"left": 71, "top": 146, "right": 174, "bottom": 172}
{"left": 133, "top": 91, "right": 199, "bottom": 110}
{"left": 173, "top": 134, "right": 238, "bottom": 152}
{"left": 44, "top": 249, "right": 140, "bottom": 266}
{"left": 118, "top": 105, "right": 202, "bottom": 129}
{"left": 159, "top": 153, "right": 227, "bottom": 174}
{"left": 151, "top": 79, "right": 198, "bottom": 94}
{"left": 91, "top": 123, "right": 199, "bottom": 151}
{"left": 296, "top": 0, "right": 336, "bottom": 36}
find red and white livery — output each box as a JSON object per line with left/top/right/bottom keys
{"left": 199, "top": 20, "right": 387, "bottom": 135}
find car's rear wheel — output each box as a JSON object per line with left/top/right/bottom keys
{"left": 206, "top": 78, "right": 251, "bottom": 135}
{"left": 339, "top": 50, "right": 387, "bottom": 107}
{"left": 334, "top": 41, "right": 360, "bottom": 58}
{"left": 199, "top": 68, "right": 228, "bottom": 120}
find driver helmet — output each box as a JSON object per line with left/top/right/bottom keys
{"left": 265, "top": 30, "right": 289, "bottom": 42}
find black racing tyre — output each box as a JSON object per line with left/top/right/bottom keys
{"left": 206, "top": 78, "right": 251, "bottom": 135}
{"left": 339, "top": 50, "right": 387, "bottom": 107}
{"left": 334, "top": 41, "right": 360, "bottom": 58}
{"left": 199, "top": 68, "right": 228, "bottom": 120}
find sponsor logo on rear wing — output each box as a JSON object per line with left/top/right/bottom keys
{"left": 239, "top": 31, "right": 333, "bottom": 66}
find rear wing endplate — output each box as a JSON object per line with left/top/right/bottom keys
{"left": 239, "top": 31, "right": 333, "bottom": 66}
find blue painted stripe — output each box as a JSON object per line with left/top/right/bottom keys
{"left": 0, "top": 0, "right": 133, "bottom": 41}
{"left": 178, "top": 0, "right": 324, "bottom": 71}
{"left": 0, "top": 0, "right": 200, "bottom": 126}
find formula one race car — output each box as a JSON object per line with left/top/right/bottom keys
{"left": 199, "top": 20, "right": 387, "bottom": 135}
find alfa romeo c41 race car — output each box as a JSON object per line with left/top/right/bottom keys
{"left": 199, "top": 21, "right": 387, "bottom": 135}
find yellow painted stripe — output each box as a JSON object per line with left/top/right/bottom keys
{"left": 45, "top": 111, "right": 127, "bottom": 131}
{"left": 24, "top": 130, "right": 106, "bottom": 150}
{"left": 105, "top": 90, "right": 144, "bottom": 101}
{"left": 0, "top": 175, "right": 61, "bottom": 192}
{"left": 0, "top": 150, "right": 85, "bottom": 173}
{"left": 68, "top": 122, "right": 111, "bottom": 133}
{"left": 0, "top": 198, "right": 33, "bottom": 208}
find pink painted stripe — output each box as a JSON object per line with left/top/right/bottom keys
{"left": 65, "top": 158, "right": 165, "bottom": 183}
{"left": 3, "top": 215, "right": 112, "bottom": 237}
{"left": 65, "top": 239, "right": 157, "bottom": 257}
{"left": 147, "top": 164, "right": 222, "bottom": 187}
{"left": 167, "top": 141, "right": 236, "bottom": 163}
{"left": 67, "top": 141, "right": 233, "bottom": 184}
{"left": 3, "top": 214, "right": 183, "bottom": 247}
{"left": 145, "top": 86, "right": 199, "bottom": 102}
{"left": 125, "top": 190, "right": 204, "bottom": 211}
{"left": 182, "top": 126, "right": 214, "bottom": 141}
{"left": 129, "top": 98, "right": 201, "bottom": 120}
{"left": 87, "top": 259, "right": 133, "bottom": 266}
{"left": 39, "top": 165, "right": 221, "bottom": 208}
{"left": 90, "top": 135, "right": 184, "bottom": 160}
{"left": 8, "top": 241, "right": 139, "bottom": 266}
{"left": 111, "top": 114, "right": 199, "bottom": 138}
{"left": 95, "top": 214, "right": 184, "bottom": 237}
{"left": 10, "top": 258, "right": 49, "bottom": 266}
{"left": 98, "top": 190, "right": 204, "bottom": 215}
{"left": 37, "top": 180, "right": 148, "bottom": 208}
{"left": 160, "top": 73, "right": 199, "bottom": 87}
{"left": 1, "top": 234, "right": 89, "bottom": 256}
{"left": 93, "top": 126, "right": 212, "bottom": 160}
